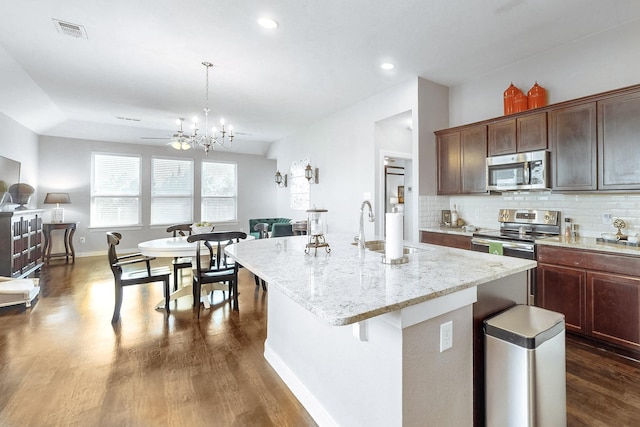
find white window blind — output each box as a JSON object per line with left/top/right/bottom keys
{"left": 151, "top": 157, "right": 193, "bottom": 225}
{"left": 91, "top": 153, "right": 141, "bottom": 227}
{"left": 201, "top": 161, "right": 237, "bottom": 222}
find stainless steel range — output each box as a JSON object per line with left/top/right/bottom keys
{"left": 471, "top": 209, "right": 561, "bottom": 260}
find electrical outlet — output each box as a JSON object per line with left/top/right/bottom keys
{"left": 80, "top": 237, "right": 86, "bottom": 244}
{"left": 440, "top": 321, "right": 453, "bottom": 352}
{"left": 602, "top": 213, "right": 612, "bottom": 224}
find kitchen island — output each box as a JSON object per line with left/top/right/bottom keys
{"left": 225, "top": 234, "right": 536, "bottom": 426}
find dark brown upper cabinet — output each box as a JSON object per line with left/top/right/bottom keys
{"left": 437, "top": 132, "right": 461, "bottom": 194}
{"left": 461, "top": 126, "right": 488, "bottom": 193}
{"left": 437, "top": 125, "right": 487, "bottom": 195}
{"left": 550, "top": 102, "right": 597, "bottom": 191}
{"left": 488, "top": 119, "right": 516, "bottom": 155}
{"left": 598, "top": 91, "right": 640, "bottom": 190}
{"left": 488, "top": 112, "right": 547, "bottom": 156}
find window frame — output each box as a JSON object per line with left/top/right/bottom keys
{"left": 90, "top": 152, "right": 142, "bottom": 228}
{"left": 200, "top": 160, "right": 238, "bottom": 224}
{"left": 150, "top": 156, "right": 194, "bottom": 226}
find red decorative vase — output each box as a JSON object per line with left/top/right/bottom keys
{"left": 514, "top": 91, "right": 528, "bottom": 113}
{"left": 527, "top": 82, "right": 547, "bottom": 109}
{"left": 503, "top": 83, "right": 519, "bottom": 115}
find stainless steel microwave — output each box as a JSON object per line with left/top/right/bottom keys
{"left": 486, "top": 150, "right": 550, "bottom": 191}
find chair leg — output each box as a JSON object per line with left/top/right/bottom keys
{"left": 173, "top": 265, "right": 179, "bottom": 291}
{"left": 254, "top": 274, "right": 260, "bottom": 287}
{"left": 112, "top": 283, "right": 123, "bottom": 323}
{"left": 233, "top": 278, "right": 239, "bottom": 311}
{"left": 261, "top": 279, "right": 267, "bottom": 291}
{"left": 163, "top": 277, "right": 170, "bottom": 314}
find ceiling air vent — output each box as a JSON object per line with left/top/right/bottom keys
{"left": 52, "top": 19, "right": 88, "bottom": 39}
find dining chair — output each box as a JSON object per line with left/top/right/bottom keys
{"left": 165, "top": 223, "right": 202, "bottom": 291}
{"left": 106, "top": 231, "right": 171, "bottom": 323}
{"left": 252, "top": 223, "right": 269, "bottom": 290}
{"left": 187, "top": 231, "right": 247, "bottom": 317}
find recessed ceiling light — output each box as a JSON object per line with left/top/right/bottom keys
{"left": 380, "top": 63, "right": 395, "bottom": 70}
{"left": 258, "top": 17, "right": 279, "bottom": 29}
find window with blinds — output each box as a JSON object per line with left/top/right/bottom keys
{"left": 91, "top": 153, "right": 141, "bottom": 227}
{"left": 201, "top": 161, "right": 237, "bottom": 222}
{"left": 151, "top": 157, "right": 193, "bottom": 225}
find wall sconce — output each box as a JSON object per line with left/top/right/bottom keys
{"left": 305, "top": 163, "right": 319, "bottom": 184}
{"left": 44, "top": 192, "right": 71, "bottom": 222}
{"left": 275, "top": 170, "right": 288, "bottom": 188}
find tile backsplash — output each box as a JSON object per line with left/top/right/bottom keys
{"left": 420, "top": 192, "right": 640, "bottom": 237}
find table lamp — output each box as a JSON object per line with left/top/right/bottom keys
{"left": 44, "top": 192, "right": 71, "bottom": 223}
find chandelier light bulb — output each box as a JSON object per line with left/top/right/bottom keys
{"left": 220, "top": 118, "right": 225, "bottom": 126}
{"left": 192, "top": 116, "right": 199, "bottom": 123}
{"left": 176, "top": 118, "right": 182, "bottom": 126}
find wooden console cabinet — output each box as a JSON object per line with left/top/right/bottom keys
{"left": 0, "top": 210, "right": 44, "bottom": 278}
{"left": 537, "top": 245, "right": 640, "bottom": 354}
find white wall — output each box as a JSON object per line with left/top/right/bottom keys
{"left": 269, "top": 77, "right": 450, "bottom": 242}
{"left": 38, "top": 136, "right": 276, "bottom": 255}
{"left": 448, "top": 19, "right": 640, "bottom": 127}
{"left": 0, "top": 113, "right": 39, "bottom": 204}
{"left": 268, "top": 78, "right": 420, "bottom": 239}
{"left": 420, "top": 19, "right": 640, "bottom": 237}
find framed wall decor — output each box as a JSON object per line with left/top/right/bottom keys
{"left": 397, "top": 186, "right": 404, "bottom": 204}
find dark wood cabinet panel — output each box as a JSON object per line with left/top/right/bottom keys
{"left": 437, "top": 132, "right": 461, "bottom": 194}
{"left": 598, "top": 91, "right": 640, "bottom": 190}
{"left": 537, "top": 263, "right": 587, "bottom": 334}
{"left": 588, "top": 272, "right": 640, "bottom": 350}
{"left": 487, "top": 119, "right": 516, "bottom": 156}
{"left": 550, "top": 102, "right": 597, "bottom": 190}
{"left": 420, "top": 231, "right": 471, "bottom": 250}
{"left": 0, "top": 210, "right": 43, "bottom": 278}
{"left": 461, "top": 126, "right": 487, "bottom": 193}
{"left": 516, "top": 112, "right": 547, "bottom": 152}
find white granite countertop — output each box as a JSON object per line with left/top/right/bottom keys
{"left": 536, "top": 235, "right": 640, "bottom": 257}
{"left": 225, "top": 233, "right": 536, "bottom": 326}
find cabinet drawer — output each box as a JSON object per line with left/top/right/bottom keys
{"left": 420, "top": 231, "right": 471, "bottom": 250}
{"left": 537, "top": 245, "right": 640, "bottom": 277}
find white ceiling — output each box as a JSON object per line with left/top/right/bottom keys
{"left": 1, "top": 0, "right": 639, "bottom": 156}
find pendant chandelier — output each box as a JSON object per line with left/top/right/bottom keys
{"left": 170, "top": 61, "right": 234, "bottom": 155}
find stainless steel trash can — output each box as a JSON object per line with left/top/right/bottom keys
{"left": 484, "top": 304, "right": 566, "bottom": 427}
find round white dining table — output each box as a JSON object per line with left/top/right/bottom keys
{"left": 137, "top": 234, "right": 254, "bottom": 309}
{"left": 138, "top": 236, "right": 197, "bottom": 258}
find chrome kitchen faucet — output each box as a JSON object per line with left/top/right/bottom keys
{"left": 358, "top": 200, "right": 375, "bottom": 250}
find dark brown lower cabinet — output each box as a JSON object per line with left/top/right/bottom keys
{"left": 537, "top": 263, "right": 586, "bottom": 334}
{"left": 588, "top": 272, "right": 640, "bottom": 350}
{"left": 537, "top": 245, "right": 640, "bottom": 354}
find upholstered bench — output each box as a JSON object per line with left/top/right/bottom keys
{"left": 0, "top": 277, "right": 40, "bottom": 308}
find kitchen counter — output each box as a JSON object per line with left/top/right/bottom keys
{"left": 226, "top": 233, "right": 535, "bottom": 326}
{"left": 225, "top": 233, "right": 536, "bottom": 426}
{"left": 537, "top": 235, "right": 640, "bottom": 257}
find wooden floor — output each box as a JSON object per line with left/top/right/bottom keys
{"left": 1, "top": 256, "right": 640, "bottom": 426}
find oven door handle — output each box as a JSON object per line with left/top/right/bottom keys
{"left": 471, "top": 238, "right": 535, "bottom": 252}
